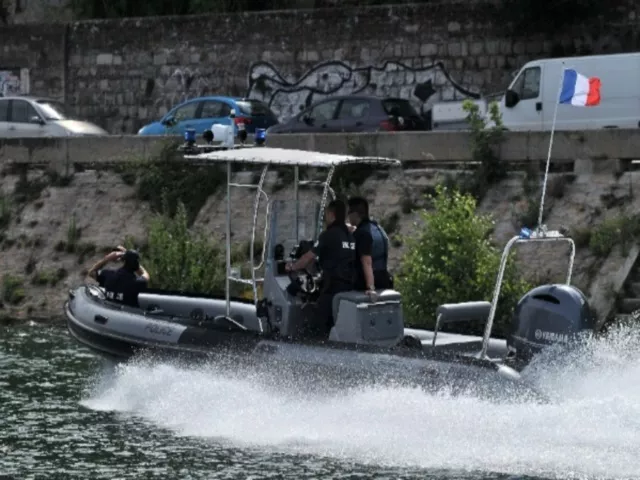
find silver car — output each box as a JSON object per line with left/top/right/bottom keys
{"left": 0, "top": 96, "right": 108, "bottom": 137}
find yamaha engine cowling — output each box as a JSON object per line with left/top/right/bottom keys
{"left": 507, "top": 284, "right": 595, "bottom": 363}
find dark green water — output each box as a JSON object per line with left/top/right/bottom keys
{"left": 1, "top": 323, "right": 639, "bottom": 480}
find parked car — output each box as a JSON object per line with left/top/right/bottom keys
{"left": 266, "top": 95, "right": 428, "bottom": 134}
{"left": 137, "top": 96, "right": 279, "bottom": 136}
{"left": 0, "top": 96, "right": 107, "bottom": 137}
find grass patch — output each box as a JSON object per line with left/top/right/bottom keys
{"left": 31, "top": 268, "right": 68, "bottom": 287}
{"left": 0, "top": 194, "right": 11, "bottom": 229}
{"left": 571, "top": 226, "right": 592, "bottom": 249}
{"left": 589, "top": 214, "right": 640, "bottom": 257}
{"left": 54, "top": 216, "right": 83, "bottom": 253}
{"left": 1, "top": 274, "right": 26, "bottom": 305}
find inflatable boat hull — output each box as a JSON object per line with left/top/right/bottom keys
{"left": 64, "top": 286, "right": 544, "bottom": 402}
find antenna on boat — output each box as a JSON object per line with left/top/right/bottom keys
{"left": 477, "top": 72, "right": 578, "bottom": 360}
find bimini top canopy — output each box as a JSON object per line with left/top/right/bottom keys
{"left": 183, "top": 146, "right": 402, "bottom": 168}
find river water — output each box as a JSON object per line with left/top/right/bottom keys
{"left": 1, "top": 322, "right": 640, "bottom": 480}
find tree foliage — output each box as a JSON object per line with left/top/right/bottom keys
{"left": 396, "top": 185, "right": 532, "bottom": 338}
{"left": 66, "top": 0, "right": 615, "bottom": 25}
{"left": 497, "top": 0, "right": 612, "bottom": 35}
{"left": 68, "top": 0, "right": 300, "bottom": 19}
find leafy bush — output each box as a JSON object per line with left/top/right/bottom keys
{"left": 396, "top": 185, "right": 532, "bottom": 338}
{"left": 2, "top": 274, "right": 26, "bottom": 305}
{"left": 31, "top": 268, "right": 68, "bottom": 287}
{"left": 139, "top": 199, "right": 254, "bottom": 298}
{"left": 143, "top": 201, "right": 226, "bottom": 294}
{"left": 0, "top": 195, "right": 11, "bottom": 229}
{"left": 589, "top": 214, "right": 640, "bottom": 257}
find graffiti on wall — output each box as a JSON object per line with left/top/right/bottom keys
{"left": 245, "top": 60, "right": 481, "bottom": 121}
{"left": 0, "top": 69, "right": 21, "bottom": 96}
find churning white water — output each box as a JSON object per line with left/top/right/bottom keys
{"left": 81, "top": 324, "right": 640, "bottom": 480}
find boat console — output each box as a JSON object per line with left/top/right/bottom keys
{"left": 260, "top": 199, "right": 406, "bottom": 346}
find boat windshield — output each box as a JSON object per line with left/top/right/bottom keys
{"left": 268, "top": 198, "right": 322, "bottom": 259}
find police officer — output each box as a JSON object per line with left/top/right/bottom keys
{"left": 347, "top": 196, "right": 393, "bottom": 300}
{"left": 87, "top": 246, "right": 150, "bottom": 308}
{"left": 286, "top": 199, "right": 356, "bottom": 338}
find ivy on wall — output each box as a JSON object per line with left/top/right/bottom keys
{"left": 67, "top": 0, "right": 612, "bottom": 21}
{"left": 497, "top": 0, "right": 622, "bottom": 36}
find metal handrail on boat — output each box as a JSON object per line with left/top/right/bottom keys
{"left": 477, "top": 230, "right": 576, "bottom": 360}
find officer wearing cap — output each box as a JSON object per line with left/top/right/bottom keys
{"left": 87, "top": 245, "right": 150, "bottom": 308}
{"left": 286, "top": 199, "right": 356, "bottom": 338}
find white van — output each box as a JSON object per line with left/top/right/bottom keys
{"left": 497, "top": 52, "right": 640, "bottom": 131}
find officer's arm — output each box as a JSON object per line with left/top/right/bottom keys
{"left": 358, "top": 232, "right": 375, "bottom": 291}
{"left": 290, "top": 232, "right": 325, "bottom": 271}
{"left": 361, "top": 256, "right": 375, "bottom": 291}
{"left": 87, "top": 251, "right": 120, "bottom": 281}
{"left": 290, "top": 250, "right": 317, "bottom": 271}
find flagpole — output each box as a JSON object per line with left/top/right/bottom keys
{"left": 537, "top": 62, "right": 566, "bottom": 231}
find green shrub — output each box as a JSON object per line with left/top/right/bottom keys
{"left": 396, "top": 185, "right": 531, "bottom": 338}
{"left": 2, "top": 274, "right": 26, "bottom": 305}
{"left": 142, "top": 200, "right": 255, "bottom": 298}
{"left": 31, "top": 268, "right": 68, "bottom": 287}
{"left": 67, "top": 215, "right": 81, "bottom": 250}
{"left": 589, "top": 214, "right": 640, "bottom": 257}
{"left": 0, "top": 195, "right": 11, "bottom": 229}
{"left": 144, "top": 201, "right": 226, "bottom": 294}
{"left": 461, "top": 100, "right": 506, "bottom": 200}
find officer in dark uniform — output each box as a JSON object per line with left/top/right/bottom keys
{"left": 286, "top": 199, "right": 356, "bottom": 338}
{"left": 347, "top": 196, "right": 393, "bottom": 299}
{"left": 87, "top": 246, "right": 150, "bottom": 308}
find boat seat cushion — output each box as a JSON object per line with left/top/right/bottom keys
{"left": 331, "top": 289, "right": 400, "bottom": 321}
{"left": 329, "top": 289, "right": 404, "bottom": 346}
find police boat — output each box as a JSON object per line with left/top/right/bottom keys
{"left": 64, "top": 128, "right": 596, "bottom": 402}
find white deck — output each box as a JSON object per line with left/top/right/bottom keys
{"left": 183, "top": 146, "right": 402, "bottom": 168}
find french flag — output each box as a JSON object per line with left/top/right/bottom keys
{"left": 559, "top": 69, "right": 601, "bottom": 107}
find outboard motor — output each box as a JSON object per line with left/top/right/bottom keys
{"left": 507, "top": 284, "right": 595, "bottom": 364}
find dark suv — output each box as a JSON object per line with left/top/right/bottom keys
{"left": 266, "top": 95, "right": 428, "bottom": 134}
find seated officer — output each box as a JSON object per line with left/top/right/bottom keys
{"left": 347, "top": 196, "right": 393, "bottom": 300}
{"left": 87, "top": 246, "right": 150, "bottom": 308}
{"left": 286, "top": 199, "right": 356, "bottom": 338}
